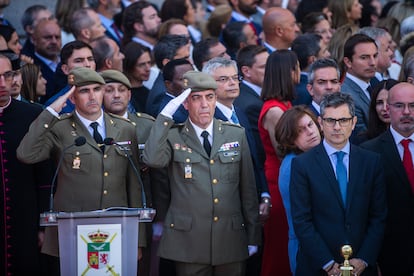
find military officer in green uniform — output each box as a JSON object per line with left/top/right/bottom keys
{"left": 143, "top": 71, "right": 261, "bottom": 276}
{"left": 17, "top": 67, "right": 145, "bottom": 268}
{"left": 100, "top": 69, "right": 170, "bottom": 275}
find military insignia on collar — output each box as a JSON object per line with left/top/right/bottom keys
{"left": 71, "top": 130, "right": 77, "bottom": 136}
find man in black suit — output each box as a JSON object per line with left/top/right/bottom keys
{"left": 235, "top": 45, "right": 268, "bottom": 169}
{"left": 291, "top": 93, "right": 387, "bottom": 275}
{"left": 306, "top": 58, "right": 341, "bottom": 116}
{"left": 361, "top": 82, "right": 414, "bottom": 275}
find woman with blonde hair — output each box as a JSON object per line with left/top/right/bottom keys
{"left": 329, "top": 0, "right": 362, "bottom": 29}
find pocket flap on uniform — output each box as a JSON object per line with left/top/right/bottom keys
{"left": 166, "top": 213, "right": 192, "bottom": 231}
{"left": 218, "top": 151, "right": 241, "bottom": 163}
{"left": 231, "top": 214, "right": 245, "bottom": 230}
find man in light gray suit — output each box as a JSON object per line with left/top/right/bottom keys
{"left": 341, "top": 34, "right": 378, "bottom": 143}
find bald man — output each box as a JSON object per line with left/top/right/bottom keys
{"left": 262, "top": 7, "right": 299, "bottom": 52}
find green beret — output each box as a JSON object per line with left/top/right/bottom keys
{"left": 183, "top": 71, "right": 217, "bottom": 92}
{"left": 68, "top": 67, "right": 105, "bottom": 87}
{"left": 100, "top": 69, "right": 131, "bottom": 89}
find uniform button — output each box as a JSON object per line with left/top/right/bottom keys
{"left": 231, "top": 157, "right": 234, "bottom": 161}
{"left": 44, "top": 124, "right": 49, "bottom": 128}
{"left": 186, "top": 158, "right": 190, "bottom": 163}
{"left": 163, "top": 122, "right": 168, "bottom": 126}
{"left": 103, "top": 190, "right": 108, "bottom": 195}
{"left": 210, "top": 159, "right": 214, "bottom": 164}
{"left": 214, "top": 198, "right": 219, "bottom": 204}
{"left": 213, "top": 216, "right": 219, "bottom": 222}
{"left": 104, "top": 172, "right": 109, "bottom": 176}
{"left": 170, "top": 223, "right": 174, "bottom": 228}
{"left": 212, "top": 179, "right": 218, "bottom": 184}
{"left": 103, "top": 154, "right": 107, "bottom": 159}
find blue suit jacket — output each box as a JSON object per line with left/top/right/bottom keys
{"left": 341, "top": 76, "right": 370, "bottom": 140}
{"left": 290, "top": 143, "right": 386, "bottom": 275}
{"left": 361, "top": 130, "right": 414, "bottom": 275}
{"left": 146, "top": 72, "right": 166, "bottom": 118}
{"left": 214, "top": 106, "right": 269, "bottom": 195}
{"left": 307, "top": 103, "right": 319, "bottom": 117}
{"left": 293, "top": 74, "right": 312, "bottom": 106}
{"left": 158, "top": 94, "right": 189, "bottom": 124}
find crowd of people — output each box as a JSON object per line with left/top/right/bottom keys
{"left": 0, "top": 0, "right": 413, "bottom": 275}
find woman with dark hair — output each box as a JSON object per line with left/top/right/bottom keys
{"left": 20, "top": 63, "right": 47, "bottom": 105}
{"left": 301, "top": 12, "right": 333, "bottom": 46}
{"left": 122, "top": 42, "right": 152, "bottom": 113}
{"left": 0, "top": 25, "right": 22, "bottom": 55}
{"left": 276, "top": 105, "right": 322, "bottom": 275}
{"left": 259, "top": 49, "right": 300, "bottom": 276}
{"left": 363, "top": 79, "right": 398, "bottom": 140}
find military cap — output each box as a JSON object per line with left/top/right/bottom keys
{"left": 183, "top": 70, "right": 217, "bottom": 92}
{"left": 68, "top": 67, "right": 105, "bottom": 87}
{"left": 100, "top": 69, "right": 131, "bottom": 89}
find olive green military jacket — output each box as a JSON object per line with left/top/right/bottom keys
{"left": 143, "top": 114, "right": 261, "bottom": 265}
{"left": 17, "top": 110, "right": 144, "bottom": 256}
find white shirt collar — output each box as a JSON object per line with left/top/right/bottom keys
{"left": 75, "top": 109, "right": 105, "bottom": 138}
{"left": 132, "top": 37, "right": 154, "bottom": 50}
{"left": 0, "top": 96, "right": 11, "bottom": 113}
{"left": 34, "top": 52, "right": 60, "bottom": 72}
{"left": 216, "top": 102, "right": 234, "bottom": 121}
{"left": 189, "top": 118, "right": 214, "bottom": 145}
{"left": 323, "top": 139, "right": 350, "bottom": 156}
{"left": 263, "top": 41, "right": 276, "bottom": 52}
{"left": 231, "top": 11, "right": 253, "bottom": 22}
{"left": 242, "top": 80, "right": 261, "bottom": 97}
{"left": 345, "top": 72, "right": 371, "bottom": 99}
{"left": 311, "top": 101, "right": 321, "bottom": 114}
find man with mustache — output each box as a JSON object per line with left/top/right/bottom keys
{"left": 341, "top": 34, "right": 378, "bottom": 143}
{"left": 17, "top": 67, "right": 145, "bottom": 274}
{"left": 362, "top": 82, "right": 414, "bottom": 275}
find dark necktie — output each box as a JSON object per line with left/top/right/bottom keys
{"left": 111, "top": 22, "right": 122, "bottom": 42}
{"left": 367, "top": 85, "right": 373, "bottom": 96}
{"left": 335, "top": 151, "right": 347, "bottom": 205}
{"left": 90, "top": 122, "right": 104, "bottom": 151}
{"left": 201, "top": 131, "right": 211, "bottom": 156}
{"left": 401, "top": 139, "right": 414, "bottom": 194}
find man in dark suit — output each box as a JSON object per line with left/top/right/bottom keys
{"left": 290, "top": 93, "right": 387, "bottom": 275}
{"left": 361, "top": 82, "right": 414, "bottom": 275}
{"left": 143, "top": 71, "right": 261, "bottom": 276}
{"left": 235, "top": 45, "right": 268, "bottom": 172}
{"left": 17, "top": 67, "right": 145, "bottom": 270}
{"left": 306, "top": 58, "right": 341, "bottom": 116}
{"left": 31, "top": 19, "right": 62, "bottom": 103}
{"left": 341, "top": 34, "right": 378, "bottom": 140}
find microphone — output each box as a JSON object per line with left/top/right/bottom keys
{"left": 49, "top": 136, "right": 86, "bottom": 212}
{"left": 104, "top": 137, "right": 147, "bottom": 208}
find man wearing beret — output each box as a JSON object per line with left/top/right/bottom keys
{"left": 100, "top": 69, "right": 169, "bottom": 275}
{"left": 17, "top": 67, "right": 145, "bottom": 272}
{"left": 143, "top": 71, "right": 261, "bottom": 275}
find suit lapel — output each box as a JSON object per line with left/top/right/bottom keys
{"left": 103, "top": 113, "right": 123, "bottom": 153}
{"left": 345, "top": 77, "right": 370, "bottom": 107}
{"left": 346, "top": 145, "right": 362, "bottom": 212}
{"left": 315, "top": 144, "right": 346, "bottom": 209}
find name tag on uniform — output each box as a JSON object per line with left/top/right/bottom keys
{"left": 184, "top": 164, "right": 192, "bottom": 179}
{"left": 223, "top": 151, "right": 239, "bottom": 157}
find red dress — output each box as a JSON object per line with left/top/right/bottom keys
{"left": 259, "top": 99, "right": 292, "bottom": 276}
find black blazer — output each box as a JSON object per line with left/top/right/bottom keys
{"left": 290, "top": 143, "right": 387, "bottom": 275}
{"left": 33, "top": 55, "right": 57, "bottom": 103}
{"left": 361, "top": 130, "right": 414, "bottom": 275}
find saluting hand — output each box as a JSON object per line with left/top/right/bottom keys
{"left": 49, "top": 86, "right": 75, "bottom": 114}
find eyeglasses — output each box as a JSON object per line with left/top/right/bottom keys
{"left": 0, "top": 71, "right": 14, "bottom": 82}
{"left": 322, "top": 117, "right": 353, "bottom": 127}
{"left": 388, "top": 102, "right": 414, "bottom": 112}
{"left": 215, "top": 75, "right": 240, "bottom": 84}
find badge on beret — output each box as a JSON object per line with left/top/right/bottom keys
{"left": 183, "top": 78, "right": 188, "bottom": 87}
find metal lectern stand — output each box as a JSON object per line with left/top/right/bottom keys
{"left": 40, "top": 208, "right": 156, "bottom": 276}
